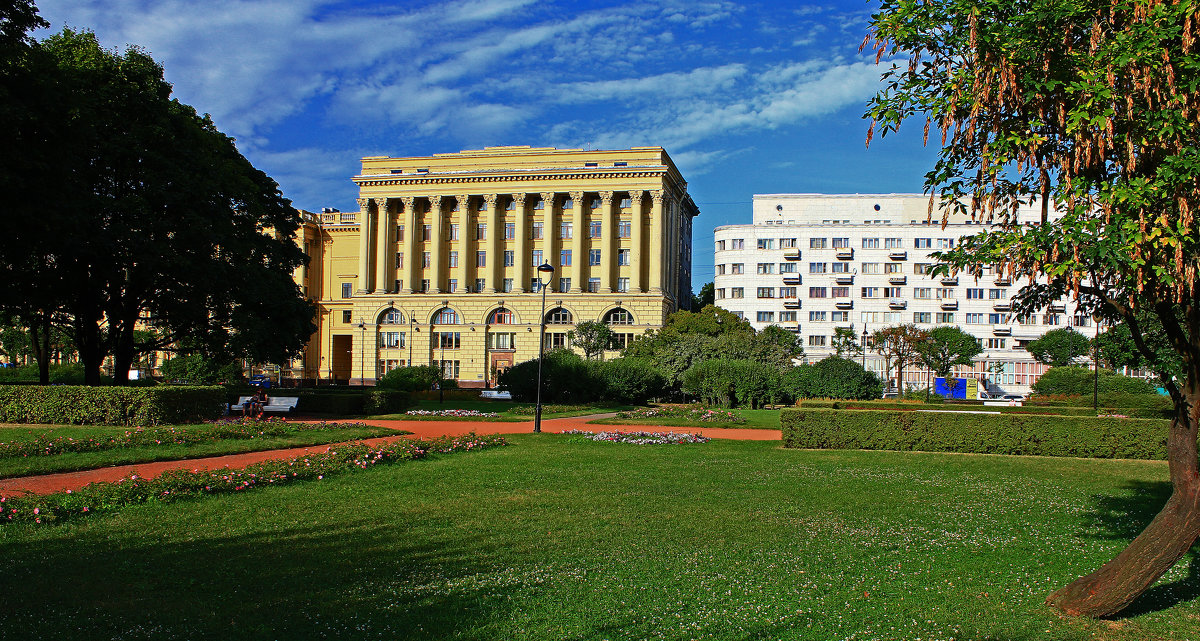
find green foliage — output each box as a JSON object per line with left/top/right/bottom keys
{"left": 593, "top": 358, "right": 666, "bottom": 404}
{"left": 787, "top": 357, "right": 882, "bottom": 400}
{"left": 159, "top": 354, "right": 240, "bottom": 385}
{"left": 1095, "top": 313, "right": 1184, "bottom": 383}
{"left": 681, "top": 359, "right": 783, "bottom": 409}
{"left": 831, "top": 327, "right": 862, "bottom": 358}
{"left": 781, "top": 408, "right": 1167, "bottom": 460}
{"left": 0, "top": 385, "right": 224, "bottom": 425}
{"left": 499, "top": 349, "right": 593, "bottom": 403}
{"left": 567, "top": 320, "right": 613, "bottom": 360}
{"left": 1031, "top": 366, "right": 1157, "bottom": 397}
{"left": 870, "top": 324, "right": 927, "bottom": 392}
{"left": 1025, "top": 328, "right": 1092, "bottom": 367}
{"left": 0, "top": 363, "right": 96, "bottom": 384}
{"left": 691, "top": 281, "right": 715, "bottom": 310}
{"left": 376, "top": 365, "right": 447, "bottom": 392}
{"left": 918, "top": 326, "right": 983, "bottom": 384}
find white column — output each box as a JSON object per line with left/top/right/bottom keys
{"left": 373, "top": 197, "right": 390, "bottom": 294}
{"left": 356, "top": 198, "right": 372, "bottom": 293}
{"left": 455, "top": 194, "right": 472, "bottom": 294}
{"left": 486, "top": 193, "right": 501, "bottom": 293}
{"left": 512, "top": 193, "right": 528, "bottom": 292}
{"left": 570, "top": 190, "right": 585, "bottom": 293}
{"left": 541, "top": 192, "right": 557, "bottom": 288}
{"left": 599, "top": 191, "right": 615, "bottom": 293}
{"left": 649, "top": 190, "right": 664, "bottom": 293}
{"left": 430, "top": 197, "right": 445, "bottom": 294}
{"left": 629, "top": 190, "right": 644, "bottom": 293}
{"left": 401, "top": 196, "right": 417, "bottom": 294}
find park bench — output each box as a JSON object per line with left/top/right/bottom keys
{"left": 233, "top": 396, "right": 300, "bottom": 415}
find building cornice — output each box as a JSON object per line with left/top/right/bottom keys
{"left": 353, "top": 169, "right": 670, "bottom": 188}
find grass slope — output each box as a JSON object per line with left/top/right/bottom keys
{"left": 1, "top": 437, "right": 1197, "bottom": 640}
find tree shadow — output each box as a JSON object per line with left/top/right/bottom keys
{"left": 1070, "top": 479, "right": 1200, "bottom": 619}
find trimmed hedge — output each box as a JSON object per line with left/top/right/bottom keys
{"left": 798, "top": 398, "right": 1170, "bottom": 418}
{"left": 0, "top": 385, "right": 225, "bottom": 426}
{"left": 224, "top": 389, "right": 412, "bottom": 415}
{"left": 781, "top": 408, "right": 1169, "bottom": 460}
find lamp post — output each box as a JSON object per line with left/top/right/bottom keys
{"left": 408, "top": 310, "right": 414, "bottom": 366}
{"left": 1093, "top": 313, "right": 1102, "bottom": 411}
{"left": 356, "top": 319, "right": 366, "bottom": 386}
{"left": 534, "top": 262, "right": 555, "bottom": 433}
{"left": 439, "top": 325, "right": 447, "bottom": 404}
{"left": 861, "top": 326, "right": 868, "bottom": 369}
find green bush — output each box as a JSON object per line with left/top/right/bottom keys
{"left": 593, "top": 358, "right": 667, "bottom": 405}
{"left": 682, "top": 359, "right": 783, "bottom": 408}
{"left": 780, "top": 408, "right": 1168, "bottom": 459}
{"left": 159, "top": 354, "right": 241, "bottom": 384}
{"left": 0, "top": 363, "right": 98, "bottom": 384}
{"left": 1031, "top": 365, "right": 1156, "bottom": 396}
{"left": 376, "top": 365, "right": 457, "bottom": 392}
{"left": 0, "top": 385, "right": 224, "bottom": 425}
{"left": 499, "top": 350, "right": 594, "bottom": 403}
{"left": 294, "top": 392, "right": 365, "bottom": 415}
{"left": 786, "top": 357, "right": 882, "bottom": 400}
{"left": 364, "top": 389, "right": 411, "bottom": 414}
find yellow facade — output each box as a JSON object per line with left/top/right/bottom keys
{"left": 295, "top": 146, "right": 698, "bottom": 386}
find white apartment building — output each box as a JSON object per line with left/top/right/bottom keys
{"left": 713, "top": 194, "right": 1089, "bottom": 395}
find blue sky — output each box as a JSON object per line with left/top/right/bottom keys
{"left": 36, "top": 0, "right": 937, "bottom": 287}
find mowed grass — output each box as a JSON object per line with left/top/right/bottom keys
{"left": 2, "top": 436, "right": 1198, "bottom": 640}
{"left": 593, "top": 407, "right": 783, "bottom": 429}
{"left": 0, "top": 423, "right": 397, "bottom": 478}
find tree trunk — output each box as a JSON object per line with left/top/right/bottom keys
{"left": 28, "top": 315, "right": 50, "bottom": 384}
{"left": 1046, "top": 382, "right": 1200, "bottom": 617}
{"left": 74, "top": 318, "right": 105, "bottom": 386}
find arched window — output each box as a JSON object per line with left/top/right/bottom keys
{"left": 379, "top": 308, "right": 404, "bottom": 324}
{"left": 432, "top": 307, "right": 459, "bottom": 325}
{"left": 545, "top": 307, "right": 573, "bottom": 325}
{"left": 488, "top": 308, "right": 514, "bottom": 324}
{"left": 604, "top": 308, "right": 633, "bottom": 325}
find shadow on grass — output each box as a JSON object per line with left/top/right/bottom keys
{"left": 1070, "top": 479, "right": 1200, "bottom": 618}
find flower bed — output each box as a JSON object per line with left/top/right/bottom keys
{"left": 509, "top": 404, "right": 595, "bottom": 416}
{"left": 1, "top": 433, "right": 507, "bottom": 525}
{"left": 615, "top": 407, "right": 745, "bottom": 423}
{"left": 0, "top": 420, "right": 392, "bottom": 458}
{"left": 404, "top": 409, "right": 500, "bottom": 418}
{"left": 561, "top": 429, "right": 710, "bottom": 445}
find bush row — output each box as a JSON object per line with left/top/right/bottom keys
{"left": 780, "top": 408, "right": 1169, "bottom": 459}
{"left": 500, "top": 351, "right": 666, "bottom": 405}
{"left": 0, "top": 386, "right": 225, "bottom": 426}
{"left": 798, "top": 399, "right": 1165, "bottom": 418}
{"left": 2, "top": 433, "right": 508, "bottom": 525}
{"left": 224, "top": 390, "right": 411, "bottom": 415}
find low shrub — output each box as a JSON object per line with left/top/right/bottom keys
{"left": 780, "top": 408, "right": 1168, "bottom": 459}
{"left": 682, "top": 359, "right": 783, "bottom": 408}
{"left": 561, "top": 429, "right": 710, "bottom": 444}
{"left": 0, "top": 385, "right": 224, "bottom": 425}
{"left": 1031, "top": 366, "right": 1157, "bottom": 396}
{"left": 2, "top": 432, "right": 508, "bottom": 525}
{"left": 786, "top": 357, "right": 882, "bottom": 401}
{"left": 376, "top": 365, "right": 457, "bottom": 392}
{"left": 593, "top": 358, "right": 667, "bottom": 404}
{"left": 615, "top": 406, "right": 745, "bottom": 423}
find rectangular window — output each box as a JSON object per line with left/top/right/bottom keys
{"left": 914, "top": 263, "right": 934, "bottom": 275}
{"left": 756, "top": 311, "right": 775, "bottom": 322}
{"left": 831, "top": 262, "right": 850, "bottom": 273}
{"left": 884, "top": 238, "right": 903, "bottom": 249}
{"left": 987, "top": 338, "right": 1007, "bottom": 349}
{"left": 560, "top": 221, "right": 573, "bottom": 239}
{"left": 731, "top": 263, "right": 744, "bottom": 274}
{"left": 474, "top": 278, "right": 486, "bottom": 292}
{"left": 341, "top": 282, "right": 352, "bottom": 299}
{"left": 861, "top": 287, "right": 879, "bottom": 298}
{"left": 619, "top": 220, "right": 632, "bottom": 238}
{"left": 559, "top": 277, "right": 571, "bottom": 292}
{"left": 937, "top": 238, "right": 955, "bottom": 249}
{"left": 780, "top": 287, "right": 797, "bottom": 298}
{"left": 862, "top": 238, "right": 880, "bottom": 249}
{"left": 779, "top": 311, "right": 797, "bottom": 322}
{"left": 531, "top": 278, "right": 541, "bottom": 292}
{"left": 715, "top": 239, "right": 726, "bottom": 251}
{"left": 884, "top": 287, "right": 902, "bottom": 298}
{"left": 504, "top": 222, "right": 515, "bottom": 240}
{"left": 757, "top": 287, "right": 775, "bottom": 299}
{"left": 808, "top": 335, "right": 827, "bottom": 347}
{"left": 448, "top": 223, "right": 459, "bottom": 241}
{"left": 502, "top": 278, "right": 513, "bottom": 293}
{"left": 936, "top": 312, "right": 955, "bottom": 323}
{"left": 731, "top": 239, "right": 745, "bottom": 249}
{"left": 616, "top": 277, "right": 629, "bottom": 293}
{"left": 379, "top": 331, "right": 404, "bottom": 349}
{"left": 989, "top": 313, "right": 1006, "bottom": 325}
{"left": 966, "top": 313, "right": 985, "bottom": 324}
{"left": 618, "top": 249, "right": 630, "bottom": 266}
{"left": 936, "top": 288, "right": 955, "bottom": 299}
{"left": 780, "top": 238, "right": 797, "bottom": 248}
{"left": 831, "top": 311, "right": 849, "bottom": 322}
{"left": 531, "top": 221, "right": 543, "bottom": 239}
{"left": 861, "top": 263, "right": 881, "bottom": 274}
{"left": 716, "top": 264, "right": 725, "bottom": 275}
{"left": 1044, "top": 314, "right": 1060, "bottom": 325}
{"left": 476, "top": 251, "right": 486, "bottom": 267}
{"left": 809, "top": 287, "right": 827, "bottom": 298}
{"left": 715, "top": 288, "right": 725, "bottom": 299}
{"left": 422, "top": 252, "right": 431, "bottom": 268}
{"left": 913, "top": 312, "right": 932, "bottom": 323}
{"left": 503, "top": 250, "right": 515, "bottom": 267}
{"left": 560, "top": 249, "right": 572, "bottom": 266}
{"left": 422, "top": 224, "right": 432, "bottom": 241}
{"left": 966, "top": 288, "right": 984, "bottom": 299}
{"left": 809, "top": 263, "right": 827, "bottom": 274}
{"left": 809, "top": 311, "right": 827, "bottom": 321}
{"left": 915, "top": 238, "right": 931, "bottom": 248}
{"left": 476, "top": 223, "right": 486, "bottom": 240}
{"left": 488, "top": 333, "right": 515, "bottom": 350}
{"left": 589, "top": 220, "right": 602, "bottom": 238}
{"left": 395, "top": 252, "right": 404, "bottom": 268}
{"left": 342, "top": 310, "right": 352, "bottom": 323}
{"left": 396, "top": 225, "right": 405, "bottom": 242}
{"left": 448, "top": 251, "right": 459, "bottom": 268}
{"left": 447, "top": 279, "right": 458, "bottom": 293}
{"left": 779, "top": 263, "right": 798, "bottom": 273}
{"left": 420, "top": 279, "right": 430, "bottom": 293}
{"left": 914, "top": 287, "right": 931, "bottom": 299}
{"left": 832, "top": 287, "right": 850, "bottom": 298}
{"left": 883, "top": 263, "right": 902, "bottom": 273}
{"left": 589, "top": 249, "right": 601, "bottom": 266}
{"left": 757, "top": 263, "right": 774, "bottom": 274}
{"left": 730, "top": 287, "right": 744, "bottom": 299}
{"left": 757, "top": 238, "right": 775, "bottom": 250}
{"left": 531, "top": 249, "right": 543, "bottom": 266}
{"left": 809, "top": 238, "right": 827, "bottom": 249}
{"left": 588, "top": 278, "right": 600, "bottom": 293}
{"left": 989, "top": 288, "right": 1007, "bottom": 299}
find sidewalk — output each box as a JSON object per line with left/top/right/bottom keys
{"left": 0, "top": 415, "right": 781, "bottom": 497}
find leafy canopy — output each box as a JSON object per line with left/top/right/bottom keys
{"left": 1025, "top": 327, "right": 1092, "bottom": 367}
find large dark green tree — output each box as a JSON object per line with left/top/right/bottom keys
{"left": 867, "top": 0, "right": 1200, "bottom": 615}
{"left": 2, "top": 24, "right": 314, "bottom": 385}
{"left": 1025, "top": 327, "right": 1091, "bottom": 367}
{"left": 917, "top": 326, "right": 983, "bottom": 396}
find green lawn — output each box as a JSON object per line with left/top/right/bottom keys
{"left": 1, "top": 436, "right": 1197, "bottom": 640}
{"left": 372, "top": 399, "right": 631, "bottom": 421}
{"left": 592, "top": 407, "right": 783, "bottom": 429}
{"left": 0, "top": 423, "right": 397, "bottom": 478}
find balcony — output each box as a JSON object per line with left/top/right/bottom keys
{"left": 993, "top": 302, "right": 1011, "bottom": 312}
{"left": 889, "top": 250, "right": 908, "bottom": 260}
{"left": 993, "top": 326, "right": 1012, "bottom": 336}
{"left": 782, "top": 275, "right": 802, "bottom": 285}
{"left": 783, "top": 300, "right": 801, "bottom": 310}
{"left": 835, "top": 248, "right": 854, "bottom": 260}
{"left": 940, "top": 300, "right": 959, "bottom": 310}
{"left": 995, "top": 277, "right": 1011, "bottom": 286}
{"left": 834, "top": 274, "right": 854, "bottom": 285}
{"left": 788, "top": 325, "right": 802, "bottom": 333}
{"left": 783, "top": 249, "right": 801, "bottom": 261}
{"left": 835, "top": 300, "right": 854, "bottom": 310}
{"left": 941, "top": 275, "right": 958, "bottom": 285}
{"left": 889, "top": 299, "right": 908, "bottom": 309}
{"left": 888, "top": 275, "right": 907, "bottom": 285}
{"left": 1049, "top": 303, "right": 1067, "bottom": 313}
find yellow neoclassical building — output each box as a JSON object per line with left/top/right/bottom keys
{"left": 295, "top": 146, "right": 699, "bottom": 386}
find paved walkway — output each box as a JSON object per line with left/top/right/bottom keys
{"left": 0, "top": 415, "right": 781, "bottom": 497}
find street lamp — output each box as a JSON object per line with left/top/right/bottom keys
{"left": 1093, "top": 313, "right": 1103, "bottom": 411}
{"left": 861, "top": 326, "right": 868, "bottom": 369}
{"left": 356, "top": 318, "right": 366, "bottom": 386}
{"left": 534, "top": 262, "right": 556, "bottom": 434}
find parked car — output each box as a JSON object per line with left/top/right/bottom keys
{"left": 1001, "top": 394, "right": 1026, "bottom": 401}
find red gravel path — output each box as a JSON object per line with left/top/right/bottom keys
{"left": 0, "top": 415, "right": 780, "bottom": 497}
